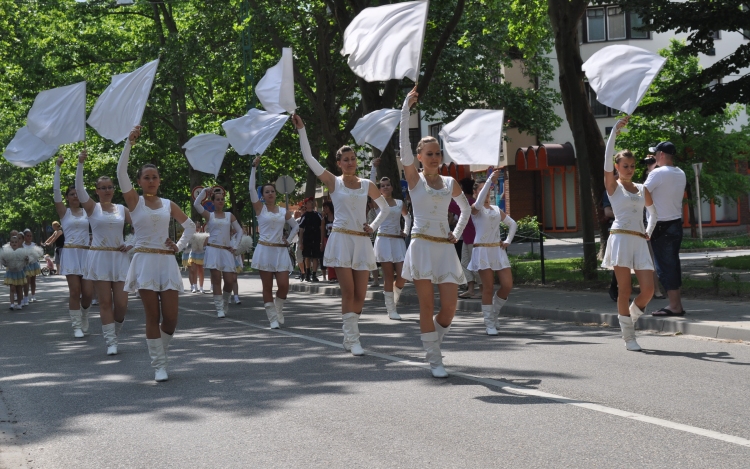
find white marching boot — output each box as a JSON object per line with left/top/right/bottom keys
{"left": 80, "top": 306, "right": 90, "bottom": 334}
{"left": 493, "top": 294, "right": 507, "bottom": 330}
{"left": 274, "top": 297, "right": 286, "bottom": 325}
{"left": 102, "top": 323, "right": 118, "bottom": 355}
{"left": 115, "top": 319, "right": 125, "bottom": 337}
{"left": 265, "top": 302, "right": 280, "bottom": 329}
{"left": 70, "top": 309, "right": 84, "bottom": 338}
{"left": 342, "top": 312, "right": 364, "bottom": 356}
{"left": 384, "top": 291, "right": 401, "bottom": 320}
{"left": 433, "top": 316, "right": 451, "bottom": 345}
{"left": 161, "top": 329, "right": 173, "bottom": 362}
{"left": 222, "top": 291, "right": 231, "bottom": 317}
{"left": 482, "top": 305, "right": 498, "bottom": 336}
{"left": 146, "top": 338, "right": 168, "bottom": 382}
{"left": 213, "top": 295, "right": 225, "bottom": 318}
{"left": 629, "top": 301, "right": 644, "bottom": 325}
{"left": 393, "top": 285, "right": 403, "bottom": 305}
{"left": 618, "top": 315, "right": 642, "bottom": 352}
{"left": 421, "top": 332, "right": 448, "bottom": 378}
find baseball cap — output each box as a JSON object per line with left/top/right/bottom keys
{"left": 648, "top": 141, "right": 676, "bottom": 155}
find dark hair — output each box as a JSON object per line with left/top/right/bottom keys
{"left": 136, "top": 163, "right": 159, "bottom": 180}
{"left": 96, "top": 176, "right": 113, "bottom": 189}
{"left": 336, "top": 145, "right": 355, "bottom": 161}
{"left": 416, "top": 136, "right": 440, "bottom": 154}
{"left": 323, "top": 201, "right": 334, "bottom": 214}
{"left": 65, "top": 185, "right": 76, "bottom": 197}
{"left": 261, "top": 183, "right": 276, "bottom": 194}
{"left": 459, "top": 177, "right": 474, "bottom": 196}
{"left": 614, "top": 150, "right": 635, "bottom": 164}
{"left": 211, "top": 191, "right": 226, "bottom": 202}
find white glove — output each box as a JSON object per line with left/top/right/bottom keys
{"left": 193, "top": 187, "right": 209, "bottom": 214}
{"left": 286, "top": 216, "right": 299, "bottom": 242}
{"left": 452, "top": 194, "right": 471, "bottom": 240}
{"left": 75, "top": 162, "right": 90, "bottom": 204}
{"left": 403, "top": 213, "right": 412, "bottom": 236}
{"left": 646, "top": 205, "right": 658, "bottom": 238}
{"left": 116, "top": 140, "right": 133, "bottom": 194}
{"left": 175, "top": 218, "right": 196, "bottom": 252}
{"left": 53, "top": 164, "right": 62, "bottom": 203}
{"left": 399, "top": 95, "right": 414, "bottom": 167}
{"left": 473, "top": 177, "right": 493, "bottom": 208}
{"left": 368, "top": 195, "right": 390, "bottom": 232}
{"left": 298, "top": 127, "right": 325, "bottom": 176}
{"left": 503, "top": 214, "right": 517, "bottom": 245}
{"left": 249, "top": 166, "right": 259, "bottom": 203}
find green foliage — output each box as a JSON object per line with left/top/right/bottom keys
{"left": 712, "top": 255, "right": 750, "bottom": 270}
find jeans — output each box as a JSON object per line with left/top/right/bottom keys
{"left": 650, "top": 219, "right": 683, "bottom": 291}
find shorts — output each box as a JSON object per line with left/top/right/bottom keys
{"left": 302, "top": 237, "right": 322, "bottom": 258}
{"left": 650, "top": 219, "right": 683, "bottom": 291}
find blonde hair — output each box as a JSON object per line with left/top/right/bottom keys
{"left": 416, "top": 136, "right": 439, "bottom": 154}
{"left": 614, "top": 149, "right": 634, "bottom": 164}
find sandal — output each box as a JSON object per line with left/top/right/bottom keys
{"left": 651, "top": 307, "right": 686, "bottom": 317}
{"left": 458, "top": 291, "right": 477, "bottom": 299}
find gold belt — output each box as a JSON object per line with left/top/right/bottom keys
{"left": 208, "top": 243, "right": 233, "bottom": 251}
{"left": 411, "top": 233, "right": 451, "bottom": 244}
{"left": 610, "top": 229, "right": 647, "bottom": 239}
{"left": 133, "top": 247, "right": 175, "bottom": 255}
{"left": 63, "top": 244, "right": 90, "bottom": 250}
{"left": 258, "top": 240, "right": 287, "bottom": 248}
{"left": 474, "top": 242, "right": 504, "bottom": 248}
{"left": 332, "top": 228, "right": 369, "bottom": 237}
{"left": 89, "top": 247, "right": 122, "bottom": 252}
{"left": 377, "top": 233, "right": 403, "bottom": 239}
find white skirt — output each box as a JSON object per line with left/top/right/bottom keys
{"left": 124, "top": 252, "right": 184, "bottom": 293}
{"left": 204, "top": 245, "right": 237, "bottom": 272}
{"left": 374, "top": 236, "right": 406, "bottom": 263}
{"left": 59, "top": 248, "right": 89, "bottom": 277}
{"left": 323, "top": 232, "right": 376, "bottom": 271}
{"left": 401, "top": 238, "right": 465, "bottom": 284}
{"left": 85, "top": 250, "right": 130, "bottom": 282}
{"left": 467, "top": 246, "right": 511, "bottom": 271}
{"left": 602, "top": 233, "right": 654, "bottom": 271}
{"left": 252, "top": 244, "right": 293, "bottom": 272}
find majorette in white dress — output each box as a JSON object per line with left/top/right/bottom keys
{"left": 323, "top": 176, "right": 378, "bottom": 271}
{"left": 401, "top": 174, "right": 465, "bottom": 284}
{"left": 601, "top": 182, "right": 654, "bottom": 271}
{"left": 124, "top": 197, "right": 184, "bottom": 292}
{"left": 203, "top": 212, "right": 237, "bottom": 272}
{"left": 85, "top": 204, "right": 131, "bottom": 282}
{"left": 251, "top": 205, "right": 294, "bottom": 272}
{"left": 467, "top": 205, "right": 511, "bottom": 271}
{"left": 374, "top": 199, "right": 406, "bottom": 263}
{"left": 59, "top": 208, "right": 90, "bottom": 276}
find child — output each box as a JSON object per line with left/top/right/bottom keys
{"left": 44, "top": 254, "right": 56, "bottom": 274}
{"left": 2, "top": 235, "right": 29, "bottom": 310}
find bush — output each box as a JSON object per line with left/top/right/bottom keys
{"left": 502, "top": 215, "right": 541, "bottom": 243}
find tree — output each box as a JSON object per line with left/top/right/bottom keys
{"left": 616, "top": 40, "right": 750, "bottom": 237}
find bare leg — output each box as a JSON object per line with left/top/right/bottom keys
{"left": 275, "top": 271, "right": 289, "bottom": 299}
{"left": 414, "top": 279, "right": 436, "bottom": 333}
{"left": 66, "top": 275, "right": 82, "bottom": 310}
{"left": 197, "top": 265, "right": 205, "bottom": 289}
{"left": 382, "top": 263, "right": 395, "bottom": 292}
{"left": 210, "top": 269, "right": 223, "bottom": 294}
{"left": 335, "top": 267, "right": 369, "bottom": 313}
{"left": 96, "top": 281, "right": 115, "bottom": 325}
{"left": 222, "top": 272, "right": 236, "bottom": 293}
{"left": 393, "top": 261, "right": 406, "bottom": 289}
{"left": 29, "top": 275, "right": 36, "bottom": 295}
{"left": 80, "top": 279, "right": 93, "bottom": 309}
{"left": 633, "top": 269, "right": 655, "bottom": 311}
{"left": 112, "top": 281, "right": 128, "bottom": 323}
{"left": 613, "top": 267, "right": 634, "bottom": 316}
{"left": 496, "top": 268, "right": 513, "bottom": 299}
{"left": 478, "top": 269, "right": 495, "bottom": 304}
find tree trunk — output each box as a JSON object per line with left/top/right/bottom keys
{"left": 685, "top": 182, "right": 698, "bottom": 238}
{"left": 548, "top": 0, "right": 606, "bottom": 280}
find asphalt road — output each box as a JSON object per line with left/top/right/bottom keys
{"left": 1, "top": 275, "right": 749, "bottom": 468}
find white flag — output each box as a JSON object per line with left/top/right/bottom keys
{"left": 582, "top": 45, "right": 666, "bottom": 115}
{"left": 87, "top": 59, "right": 160, "bottom": 143}
{"left": 341, "top": 0, "right": 429, "bottom": 82}
{"left": 350, "top": 109, "right": 401, "bottom": 151}
{"left": 27, "top": 82, "right": 86, "bottom": 147}
{"left": 3, "top": 127, "right": 59, "bottom": 168}
{"left": 222, "top": 109, "right": 289, "bottom": 156}
{"left": 183, "top": 134, "right": 230, "bottom": 178}
{"left": 255, "top": 48, "right": 297, "bottom": 114}
{"left": 439, "top": 110, "right": 504, "bottom": 166}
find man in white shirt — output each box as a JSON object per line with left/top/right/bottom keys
{"left": 643, "top": 142, "right": 687, "bottom": 316}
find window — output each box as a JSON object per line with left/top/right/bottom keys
{"left": 587, "top": 85, "right": 613, "bottom": 117}
{"left": 581, "top": 6, "right": 650, "bottom": 43}
{"left": 586, "top": 9, "right": 605, "bottom": 42}
{"left": 710, "top": 31, "right": 721, "bottom": 39}
{"left": 409, "top": 128, "right": 421, "bottom": 155}
{"left": 629, "top": 12, "right": 649, "bottom": 39}
{"left": 428, "top": 123, "right": 444, "bottom": 150}
{"left": 607, "top": 7, "right": 626, "bottom": 40}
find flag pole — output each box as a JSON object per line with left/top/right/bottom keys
{"left": 414, "top": 0, "right": 430, "bottom": 88}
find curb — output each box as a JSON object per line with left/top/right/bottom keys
{"left": 289, "top": 282, "right": 750, "bottom": 342}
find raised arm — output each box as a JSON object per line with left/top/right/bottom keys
{"left": 118, "top": 126, "right": 141, "bottom": 211}
{"left": 76, "top": 151, "right": 96, "bottom": 215}
{"left": 364, "top": 180, "right": 390, "bottom": 233}
{"left": 400, "top": 89, "right": 420, "bottom": 189}
{"left": 193, "top": 187, "right": 211, "bottom": 221}
{"left": 291, "top": 114, "right": 336, "bottom": 191}
{"left": 472, "top": 168, "right": 501, "bottom": 215}
{"left": 604, "top": 117, "right": 628, "bottom": 196}
{"left": 53, "top": 157, "right": 67, "bottom": 219}
{"left": 249, "top": 156, "right": 263, "bottom": 213}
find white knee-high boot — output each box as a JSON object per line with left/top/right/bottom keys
{"left": 80, "top": 306, "right": 90, "bottom": 334}
{"left": 384, "top": 291, "right": 401, "bottom": 320}
{"left": 222, "top": 291, "right": 231, "bottom": 317}
{"left": 213, "top": 295, "right": 225, "bottom": 318}
{"left": 342, "top": 312, "right": 364, "bottom": 356}
{"left": 629, "top": 301, "right": 644, "bottom": 324}
{"left": 274, "top": 297, "right": 286, "bottom": 325}
{"left": 70, "top": 309, "right": 84, "bottom": 338}
{"left": 265, "top": 302, "right": 280, "bottom": 329}
{"left": 493, "top": 294, "right": 507, "bottom": 329}
{"left": 393, "top": 285, "right": 403, "bottom": 305}
{"left": 421, "top": 332, "right": 448, "bottom": 378}
{"left": 433, "top": 316, "right": 451, "bottom": 345}
{"left": 618, "top": 315, "right": 642, "bottom": 351}
{"left": 482, "top": 305, "right": 498, "bottom": 335}
{"left": 146, "top": 338, "right": 168, "bottom": 382}
{"left": 115, "top": 319, "right": 125, "bottom": 337}
{"left": 102, "top": 323, "right": 117, "bottom": 355}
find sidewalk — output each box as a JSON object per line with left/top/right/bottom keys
{"left": 289, "top": 280, "right": 750, "bottom": 342}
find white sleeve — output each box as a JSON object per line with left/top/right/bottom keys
{"left": 193, "top": 187, "right": 209, "bottom": 214}
{"left": 368, "top": 195, "right": 390, "bottom": 232}
{"left": 75, "top": 162, "right": 90, "bottom": 204}
{"left": 399, "top": 96, "right": 414, "bottom": 167}
{"left": 249, "top": 166, "right": 259, "bottom": 203}
{"left": 298, "top": 127, "right": 325, "bottom": 176}
{"left": 53, "top": 164, "right": 63, "bottom": 203}
{"left": 116, "top": 140, "right": 133, "bottom": 194}
{"left": 451, "top": 193, "right": 471, "bottom": 240}
{"left": 370, "top": 162, "right": 377, "bottom": 183}
{"left": 231, "top": 219, "right": 243, "bottom": 249}
{"left": 403, "top": 213, "right": 411, "bottom": 235}
{"left": 175, "top": 218, "right": 196, "bottom": 252}
{"left": 286, "top": 216, "right": 299, "bottom": 242}
{"left": 604, "top": 122, "right": 620, "bottom": 173}
{"left": 473, "top": 178, "right": 493, "bottom": 208}
{"left": 646, "top": 205, "right": 658, "bottom": 237}
{"left": 503, "top": 214, "right": 517, "bottom": 245}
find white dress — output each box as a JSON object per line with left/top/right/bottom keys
{"left": 602, "top": 183, "right": 654, "bottom": 271}
{"left": 401, "top": 174, "right": 465, "bottom": 284}
{"left": 323, "top": 177, "right": 377, "bottom": 271}
{"left": 124, "top": 197, "right": 183, "bottom": 292}
{"left": 203, "top": 212, "right": 236, "bottom": 272}
{"left": 59, "top": 208, "right": 90, "bottom": 276}
{"left": 467, "top": 205, "right": 511, "bottom": 271}
{"left": 251, "top": 206, "right": 293, "bottom": 272}
{"left": 374, "top": 199, "right": 406, "bottom": 263}
{"left": 85, "top": 204, "right": 130, "bottom": 282}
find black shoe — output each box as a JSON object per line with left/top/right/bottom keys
{"left": 608, "top": 285, "right": 618, "bottom": 302}
{"left": 311, "top": 274, "right": 320, "bottom": 283}
{"left": 304, "top": 275, "right": 311, "bottom": 282}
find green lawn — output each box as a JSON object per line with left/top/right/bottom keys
{"left": 680, "top": 235, "right": 750, "bottom": 250}
{"left": 711, "top": 255, "right": 750, "bottom": 270}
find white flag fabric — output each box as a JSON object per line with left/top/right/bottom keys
{"left": 183, "top": 134, "right": 230, "bottom": 178}
{"left": 87, "top": 59, "right": 160, "bottom": 143}
{"left": 222, "top": 109, "right": 289, "bottom": 156}
{"left": 439, "top": 109, "right": 504, "bottom": 166}
{"left": 582, "top": 45, "right": 666, "bottom": 115}
{"left": 27, "top": 82, "right": 86, "bottom": 147}
{"left": 350, "top": 108, "right": 401, "bottom": 151}
{"left": 340, "top": 0, "right": 429, "bottom": 82}
{"left": 3, "top": 127, "right": 59, "bottom": 168}
{"left": 255, "top": 48, "right": 297, "bottom": 114}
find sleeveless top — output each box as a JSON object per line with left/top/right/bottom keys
{"left": 130, "top": 197, "right": 171, "bottom": 250}
{"left": 472, "top": 205, "right": 504, "bottom": 244}
{"left": 330, "top": 176, "right": 372, "bottom": 232}
{"left": 410, "top": 173, "right": 454, "bottom": 238}
{"left": 206, "top": 212, "right": 232, "bottom": 246}
{"left": 60, "top": 208, "right": 90, "bottom": 246}
{"left": 54, "top": 231, "right": 65, "bottom": 248}
{"left": 89, "top": 204, "right": 126, "bottom": 248}
{"left": 258, "top": 206, "right": 287, "bottom": 244}
{"left": 609, "top": 183, "right": 646, "bottom": 233}
{"left": 377, "top": 199, "right": 403, "bottom": 236}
